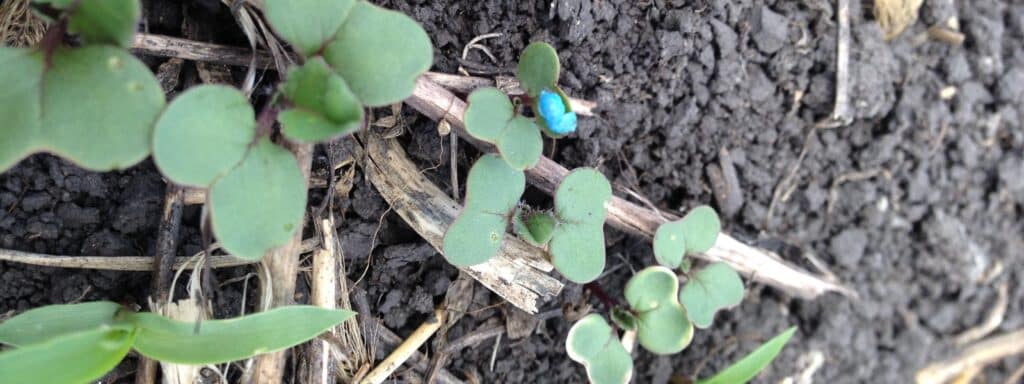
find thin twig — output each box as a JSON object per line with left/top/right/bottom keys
{"left": 820, "top": 0, "right": 852, "bottom": 128}
{"left": 954, "top": 282, "right": 1009, "bottom": 346}
{"left": 366, "top": 319, "right": 464, "bottom": 384}
{"left": 136, "top": 184, "right": 185, "bottom": 384}
{"left": 363, "top": 309, "right": 446, "bottom": 384}
{"left": 916, "top": 329, "right": 1024, "bottom": 384}
{"left": 766, "top": 126, "right": 818, "bottom": 229}
{"left": 0, "top": 239, "right": 320, "bottom": 271}
{"left": 308, "top": 218, "right": 339, "bottom": 384}
{"left": 151, "top": 185, "right": 185, "bottom": 304}
{"left": 1004, "top": 363, "right": 1024, "bottom": 384}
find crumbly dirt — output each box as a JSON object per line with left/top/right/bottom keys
{"left": 2, "top": 0, "right": 1023, "bottom": 383}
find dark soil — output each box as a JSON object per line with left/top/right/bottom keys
{"left": 2, "top": 0, "right": 1023, "bottom": 383}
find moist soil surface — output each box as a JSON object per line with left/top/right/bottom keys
{"left": 2, "top": 0, "right": 1023, "bottom": 383}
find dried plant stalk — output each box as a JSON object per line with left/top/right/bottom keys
{"left": 874, "top": 0, "right": 923, "bottom": 40}
{"left": 0, "top": 0, "right": 46, "bottom": 47}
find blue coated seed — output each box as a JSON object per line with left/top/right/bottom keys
{"left": 538, "top": 89, "right": 577, "bottom": 135}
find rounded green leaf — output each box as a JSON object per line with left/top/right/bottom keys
{"left": 587, "top": 337, "right": 635, "bottom": 384}
{"left": 278, "top": 108, "right": 356, "bottom": 142}
{"left": 566, "top": 314, "right": 613, "bottom": 361}
{"left": 696, "top": 327, "right": 796, "bottom": 384}
{"left": 0, "top": 48, "right": 43, "bottom": 173}
{"left": 653, "top": 220, "right": 687, "bottom": 268}
{"left": 0, "top": 301, "right": 122, "bottom": 347}
{"left": 495, "top": 116, "right": 543, "bottom": 170}
{"left": 463, "top": 87, "right": 513, "bottom": 142}
{"left": 515, "top": 42, "right": 560, "bottom": 96}
{"left": 129, "top": 306, "right": 354, "bottom": 364}
{"left": 679, "top": 262, "right": 744, "bottom": 329}
{"left": 513, "top": 208, "right": 556, "bottom": 246}
{"left": 549, "top": 168, "right": 611, "bottom": 284}
{"left": 443, "top": 155, "right": 525, "bottom": 267}
{"left": 66, "top": 0, "right": 140, "bottom": 47}
{"left": 153, "top": 85, "right": 255, "bottom": 187}
{"left": 623, "top": 267, "right": 693, "bottom": 354}
{"left": 462, "top": 154, "right": 526, "bottom": 213}
{"left": 442, "top": 211, "right": 508, "bottom": 267}
{"left": 279, "top": 60, "right": 363, "bottom": 142}
{"left": 635, "top": 304, "right": 693, "bottom": 355}
{"left": 554, "top": 168, "right": 612, "bottom": 224}
{"left": 549, "top": 222, "right": 605, "bottom": 284}
{"left": 566, "top": 314, "right": 633, "bottom": 384}
{"left": 679, "top": 205, "right": 721, "bottom": 254}
{"left": 280, "top": 58, "right": 335, "bottom": 111}
{"left": 624, "top": 266, "right": 679, "bottom": 312}
{"left": 324, "top": 1, "right": 432, "bottom": 106}
{"left": 40, "top": 46, "right": 165, "bottom": 171}
{"left": 210, "top": 138, "right": 307, "bottom": 260}
{"left": 0, "top": 328, "right": 134, "bottom": 384}
{"left": 322, "top": 74, "right": 362, "bottom": 123}
{"left": 263, "top": 0, "right": 355, "bottom": 57}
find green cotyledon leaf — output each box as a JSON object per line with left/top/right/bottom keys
{"left": 209, "top": 138, "right": 307, "bottom": 260}
{"left": 323, "top": 1, "right": 432, "bottom": 106}
{"left": 565, "top": 314, "right": 633, "bottom": 384}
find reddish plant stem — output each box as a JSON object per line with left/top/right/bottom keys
{"left": 583, "top": 282, "right": 619, "bottom": 312}
{"left": 38, "top": 21, "right": 67, "bottom": 67}
{"left": 254, "top": 103, "right": 280, "bottom": 138}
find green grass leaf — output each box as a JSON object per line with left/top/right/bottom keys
{"left": 696, "top": 327, "right": 797, "bottom": 384}
{"left": 129, "top": 306, "right": 354, "bottom": 364}
{"left": 565, "top": 314, "right": 633, "bottom": 384}
{"left": 152, "top": 85, "right": 255, "bottom": 187}
{"left": 464, "top": 87, "right": 513, "bottom": 142}
{"left": 41, "top": 47, "right": 165, "bottom": 171}
{"left": 210, "top": 138, "right": 307, "bottom": 260}
{"left": 0, "top": 48, "right": 43, "bottom": 173}
{"left": 0, "top": 327, "right": 134, "bottom": 384}
{"left": 263, "top": 0, "right": 355, "bottom": 57}
{"left": 0, "top": 301, "right": 123, "bottom": 347}
{"left": 679, "top": 262, "right": 744, "bottom": 329}
{"left": 324, "top": 1, "right": 432, "bottom": 106}
{"left": 515, "top": 42, "right": 559, "bottom": 97}
{"left": 66, "top": 0, "right": 140, "bottom": 47}
{"left": 495, "top": 116, "right": 543, "bottom": 170}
